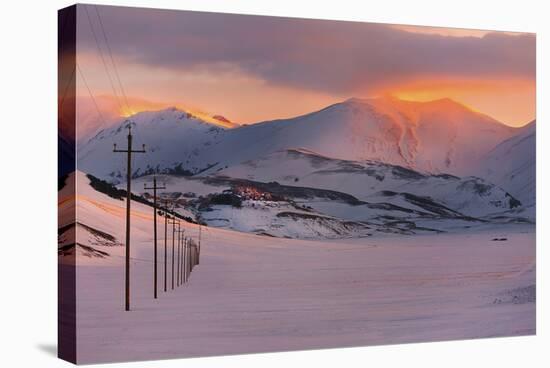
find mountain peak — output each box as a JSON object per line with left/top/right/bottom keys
{"left": 339, "top": 96, "right": 509, "bottom": 128}
{"left": 120, "top": 106, "right": 237, "bottom": 129}
{"left": 421, "top": 97, "right": 471, "bottom": 110}
{"left": 344, "top": 95, "right": 468, "bottom": 109}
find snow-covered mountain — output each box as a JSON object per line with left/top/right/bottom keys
{"left": 214, "top": 148, "right": 521, "bottom": 217}
{"left": 78, "top": 97, "right": 518, "bottom": 180}
{"left": 78, "top": 107, "right": 227, "bottom": 182}
{"left": 76, "top": 96, "right": 535, "bottom": 237}
{"left": 129, "top": 161, "right": 528, "bottom": 239}
{"left": 476, "top": 120, "right": 536, "bottom": 206}
{"left": 221, "top": 96, "right": 516, "bottom": 175}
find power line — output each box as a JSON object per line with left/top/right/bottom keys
{"left": 76, "top": 64, "right": 108, "bottom": 128}
{"left": 92, "top": 4, "right": 147, "bottom": 150}
{"left": 83, "top": 4, "right": 125, "bottom": 113}
{"left": 75, "top": 63, "right": 114, "bottom": 164}
{"left": 59, "top": 65, "right": 76, "bottom": 111}
{"left": 94, "top": 5, "right": 131, "bottom": 112}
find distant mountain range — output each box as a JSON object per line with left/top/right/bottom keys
{"left": 476, "top": 120, "right": 535, "bottom": 206}
{"left": 78, "top": 96, "right": 533, "bottom": 205}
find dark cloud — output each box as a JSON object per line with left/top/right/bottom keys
{"left": 77, "top": 4, "right": 535, "bottom": 94}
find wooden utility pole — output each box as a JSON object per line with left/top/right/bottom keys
{"left": 113, "top": 125, "right": 146, "bottom": 311}
{"left": 201, "top": 224, "right": 202, "bottom": 264}
{"left": 184, "top": 237, "right": 189, "bottom": 283}
{"left": 175, "top": 223, "right": 182, "bottom": 287}
{"left": 188, "top": 238, "right": 191, "bottom": 280}
{"left": 176, "top": 226, "right": 180, "bottom": 287}
{"left": 187, "top": 238, "right": 190, "bottom": 282}
{"left": 144, "top": 176, "right": 166, "bottom": 299}
{"left": 180, "top": 229, "right": 185, "bottom": 284}
{"left": 168, "top": 218, "right": 179, "bottom": 290}
{"left": 175, "top": 226, "right": 185, "bottom": 286}
{"left": 161, "top": 199, "right": 172, "bottom": 293}
{"left": 182, "top": 237, "right": 187, "bottom": 283}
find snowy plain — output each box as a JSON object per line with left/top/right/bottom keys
{"left": 61, "top": 173, "right": 535, "bottom": 364}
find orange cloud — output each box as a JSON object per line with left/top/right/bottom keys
{"left": 74, "top": 6, "right": 535, "bottom": 130}
{"left": 372, "top": 77, "right": 535, "bottom": 126}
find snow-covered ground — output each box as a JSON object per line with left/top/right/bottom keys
{"left": 61, "top": 172, "right": 535, "bottom": 364}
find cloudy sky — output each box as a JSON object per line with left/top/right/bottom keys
{"left": 74, "top": 4, "right": 535, "bottom": 134}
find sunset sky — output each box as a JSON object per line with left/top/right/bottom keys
{"left": 74, "top": 4, "right": 535, "bottom": 137}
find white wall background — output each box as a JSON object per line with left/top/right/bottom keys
{"left": 0, "top": 0, "right": 546, "bottom": 367}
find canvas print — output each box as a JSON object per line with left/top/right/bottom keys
{"left": 58, "top": 4, "right": 536, "bottom": 364}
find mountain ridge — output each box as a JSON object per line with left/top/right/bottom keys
{"left": 476, "top": 120, "right": 536, "bottom": 205}
{"left": 78, "top": 96, "right": 527, "bottom": 185}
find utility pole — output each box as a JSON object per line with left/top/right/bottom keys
{"left": 113, "top": 125, "right": 146, "bottom": 311}
{"left": 180, "top": 229, "right": 185, "bottom": 285}
{"left": 201, "top": 224, "right": 202, "bottom": 264}
{"left": 188, "top": 238, "right": 191, "bottom": 280}
{"left": 144, "top": 176, "right": 166, "bottom": 299}
{"left": 187, "top": 238, "right": 191, "bottom": 281}
{"left": 168, "top": 217, "right": 179, "bottom": 290}
{"left": 185, "top": 237, "right": 189, "bottom": 283}
{"left": 161, "top": 199, "right": 172, "bottom": 293}
{"left": 176, "top": 226, "right": 180, "bottom": 287}
{"left": 182, "top": 237, "right": 187, "bottom": 283}
{"left": 175, "top": 223, "right": 182, "bottom": 287}
{"left": 175, "top": 226, "right": 185, "bottom": 286}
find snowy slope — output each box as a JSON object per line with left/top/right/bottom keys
{"left": 78, "top": 97, "right": 517, "bottom": 180}
{"left": 78, "top": 108, "right": 228, "bottom": 182}
{"left": 203, "top": 96, "right": 516, "bottom": 176}
{"left": 65, "top": 169, "right": 535, "bottom": 363}
{"left": 476, "top": 120, "right": 536, "bottom": 206}
{"left": 129, "top": 170, "right": 530, "bottom": 239}
{"left": 216, "top": 149, "right": 521, "bottom": 217}
{"left": 59, "top": 171, "right": 162, "bottom": 265}
{"left": 221, "top": 96, "right": 516, "bottom": 175}
{"left": 58, "top": 170, "right": 534, "bottom": 363}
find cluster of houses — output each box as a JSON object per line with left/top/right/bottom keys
{"left": 233, "top": 185, "right": 277, "bottom": 201}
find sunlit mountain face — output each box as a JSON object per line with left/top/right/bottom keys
{"left": 119, "top": 105, "right": 237, "bottom": 128}
{"left": 78, "top": 96, "right": 520, "bottom": 181}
